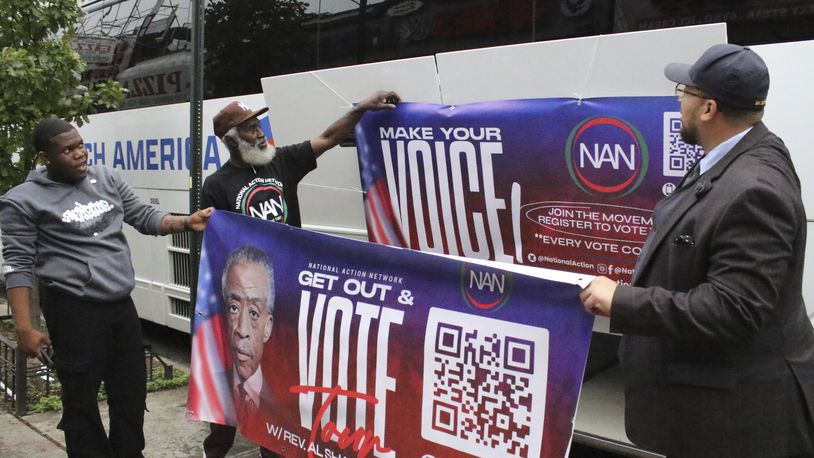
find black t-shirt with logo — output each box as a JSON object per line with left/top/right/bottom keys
{"left": 201, "top": 141, "right": 316, "bottom": 227}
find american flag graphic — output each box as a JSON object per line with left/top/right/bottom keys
{"left": 358, "top": 139, "right": 407, "bottom": 247}
{"left": 186, "top": 242, "right": 236, "bottom": 425}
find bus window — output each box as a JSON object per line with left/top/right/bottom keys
{"left": 78, "top": 0, "right": 814, "bottom": 109}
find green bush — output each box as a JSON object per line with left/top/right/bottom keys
{"left": 31, "top": 368, "right": 189, "bottom": 413}
{"left": 31, "top": 394, "right": 62, "bottom": 413}
{"left": 146, "top": 367, "right": 189, "bottom": 392}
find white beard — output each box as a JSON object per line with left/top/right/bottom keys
{"left": 236, "top": 136, "right": 276, "bottom": 166}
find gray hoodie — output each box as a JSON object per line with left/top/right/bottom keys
{"left": 0, "top": 165, "right": 167, "bottom": 301}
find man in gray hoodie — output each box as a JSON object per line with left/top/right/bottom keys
{"left": 0, "top": 118, "right": 213, "bottom": 457}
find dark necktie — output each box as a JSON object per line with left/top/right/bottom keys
{"left": 236, "top": 383, "right": 258, "bottom": 421}
{"left": 683, "top": 162, "right": 701, "bottom": 187}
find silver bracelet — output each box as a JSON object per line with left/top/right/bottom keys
{"left": 183, "top": 216, "right": 191, "bottom": 231}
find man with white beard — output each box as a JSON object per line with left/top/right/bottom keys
{"left": 200, "top": 90, "right": 399, "bottom": 458}
{"left": 201, "top": 91, "right": 399, "bottom": 227}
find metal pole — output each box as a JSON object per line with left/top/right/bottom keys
{"left": 188, "top": 0, "right": 204, "bottom": 334}
{"left": 532, "top": 0, "right": 536, "bottom": 42}
{"left": 357, "top": 0, "right": 367, "bottom": 64}
{"left": 15, "top": 347, "right": 26, "bottom": 416}
{"left": 316, "top": 0, "right": 322, "bottom": 68}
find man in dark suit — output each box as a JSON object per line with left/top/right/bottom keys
{"left": 580, "top": 44, "right": 814, "bottom": 457}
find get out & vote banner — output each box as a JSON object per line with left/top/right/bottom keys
{"left": 187, "top": 210, "right": 593, "bottom": 458}
{"left": 355, "top": 98, "right": 702, "bottom": 284}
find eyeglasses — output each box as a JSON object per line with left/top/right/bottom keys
{"left": 675, "top": 84, "right": 709, "bottom": 101}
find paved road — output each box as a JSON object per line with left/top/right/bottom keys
{"left": 0, "top": 293, "right": 261, "bottom": 457}
{"left": 3, "top": 385, "right": 263, "bottom": 457}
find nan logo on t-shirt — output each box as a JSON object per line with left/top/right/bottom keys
{"left": 235, "top": 177, "right": 288, "bottom": 223}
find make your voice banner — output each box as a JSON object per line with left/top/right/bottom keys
{"left": 355, "top": 98, "right": 702, "bottom": 284}
{"left": 187, "top": 210, "right": 593, "bottom": 458}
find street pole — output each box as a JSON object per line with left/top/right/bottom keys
{"left": 188, "top": 0, "right": 204, "bottom": 334}
{"left": 357, "top": 0, "right": 367, "bottom": 64}
{"left": 15, "top": 347, "right": 27, "bottom": 416}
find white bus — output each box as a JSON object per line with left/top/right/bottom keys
{"left": 72, "top": 0, "right": 814, "bottom": 336}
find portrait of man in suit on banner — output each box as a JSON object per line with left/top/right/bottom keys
{"left": 221, "top": 245, "right": 283, "bottom": 427}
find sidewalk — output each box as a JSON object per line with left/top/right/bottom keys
{"left": 0, "top": 294, "right": 264, "bottom": 457}
{"left": 0, "top": 380, "right": 263, "bottom": 457}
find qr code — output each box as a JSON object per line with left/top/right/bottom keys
{"left": 663, "top": 112, "right": 704, "bottom": 177}
{"left": 422, "top": 308, "right": 549, "bottom": 458}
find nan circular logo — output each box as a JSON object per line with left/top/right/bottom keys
{"left": 238, "top": 178, "right": 288, "bottom": 222}
{"left": 565, "top": 116, "right": 649, "bottom": 197}
{"left": 459, "top": 263, "right": 513, "bottom": 312}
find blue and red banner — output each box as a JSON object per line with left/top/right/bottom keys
{"left": 355, "top": 98, "right": 703, "bottom": 284}
{"left": 188, "top": 210, "right": 593, "bottom": 458}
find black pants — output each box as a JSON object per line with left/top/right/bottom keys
{"left": 41, "top": 287, "right": 146, "bottom": 458}
{"left": 204, "top": 423, "right": 281, "bottom": 457}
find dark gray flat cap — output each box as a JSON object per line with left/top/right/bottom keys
{"left": 665, "top": 43, "right": 769, "bottom": 110}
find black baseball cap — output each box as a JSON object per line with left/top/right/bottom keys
{"left": 664, "top": 43, "right": 769, "bottom": 110}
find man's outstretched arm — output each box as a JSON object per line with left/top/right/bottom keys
{"left": 310, "top": 90, "right": 401, "bottom": 157}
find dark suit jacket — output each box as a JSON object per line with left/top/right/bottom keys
{"left": 610, "top": 122, "right": 814, "bottom": 457}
